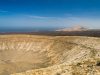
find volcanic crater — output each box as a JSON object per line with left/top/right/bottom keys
{"left": 0, "top": 35, "right": 100, "bottom": 75}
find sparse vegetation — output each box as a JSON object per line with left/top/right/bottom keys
{"left": 56, "top": 73, "right": 61, "bottom": 75}
{"left": 96, "top": 61, "right": 100, "bottom": 66}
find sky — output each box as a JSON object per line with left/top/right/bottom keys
{"left": 0, "top": 0, "right": 100, "bottom": 32}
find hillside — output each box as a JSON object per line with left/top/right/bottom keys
{"left": 56, "top": 26, "right": 88, "bottom": 31}
{"left": 0, "top": 35, "right": 99, "bottom": 75}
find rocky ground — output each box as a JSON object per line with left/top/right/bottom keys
{"left": 0, "top": 35, "right": 99, "bottom": 75}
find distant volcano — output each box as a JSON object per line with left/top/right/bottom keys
{"left": 56, "top": 25, "right": 88, "bottom": 31}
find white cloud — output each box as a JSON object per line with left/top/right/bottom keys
{"left": 0, "top": 14, "right": 100, "bottom": 29}
{"left": 28, "top": 15, "right": 47, "bottom": 19}
{"left": 0, "top": 9, "right": 8, "bottom": 13}
{"left": 26, "top": 15, "right": 57, "bottom": 19}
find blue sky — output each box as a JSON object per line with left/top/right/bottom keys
{"left": 0, "top": 0, "right": 100, "bottom": 31}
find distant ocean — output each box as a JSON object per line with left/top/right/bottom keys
{"left": 0, "top": 27, "right": 59, "bottom": 32}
